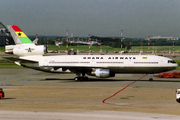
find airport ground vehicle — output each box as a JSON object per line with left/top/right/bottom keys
{"left": 176, "top": 89, "right": 180, "bottom": 103}
{"left": 154, "top": 72, "right": 180, "bottom": 78}
{"left": 0, "top": 88, "right": 4, "bottom": 99}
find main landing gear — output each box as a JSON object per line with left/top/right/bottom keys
{"left": 74, "top": 73, "right": 88, "bottom": 82}
{"left": 149, "top": 74, "right": 154, "bottom": 81}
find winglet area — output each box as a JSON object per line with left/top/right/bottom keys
{"left": 8, "top": 25, "right": 34, "bottom": 45}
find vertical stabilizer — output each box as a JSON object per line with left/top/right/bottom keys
{"left": 7, "top": 25, "right": 34, "bottom": 45}
{"left": 5, "top": 25, "right": 44, "bottom": 56}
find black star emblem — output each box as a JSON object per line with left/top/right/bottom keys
{"left": 18, "top": 32, "right": 21, "bottom": 36}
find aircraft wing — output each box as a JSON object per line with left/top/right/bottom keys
{"left": 60, "top": 67, "right": 92, "bottom": 73}
{"left": 41, "top": 65, "right": 107, "bottom": 74}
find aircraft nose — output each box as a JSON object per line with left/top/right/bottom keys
{"left": 176, "top": 63, "right": 179, "bottom": 68}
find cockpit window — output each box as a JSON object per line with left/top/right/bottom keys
{"left": 168, "top": 60, "right": 176, "bottom": 63}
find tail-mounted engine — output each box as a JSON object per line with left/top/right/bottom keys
{"left": 5, "top": 45, "right": 46, "bottom": 56}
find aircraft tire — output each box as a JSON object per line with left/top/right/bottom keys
{"left": 74, "top": 77, "right": 79, "bottom": 82}
{"left": 149, "top": 78, "right": 153, "bottom": 81}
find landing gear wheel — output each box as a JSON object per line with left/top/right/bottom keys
{"left": 149, "top": 78, "right": 153, "bottom": 81}
{"left": 74, "top": 76, "right": 88, "bottom": 82}
{"left": 74, "top": 77, "right": 83, "bottom": 81}
{"left": 74, "top": 77, "right": 79, "bottom": 82}
{"left": 148, "top": 74, "right": 154, "bottom": 82}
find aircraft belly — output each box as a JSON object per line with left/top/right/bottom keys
{"left": 109, "top": 66, "right": 176, "bottom": 74}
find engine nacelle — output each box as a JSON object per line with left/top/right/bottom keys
{"left": 93, "top": 69, "right": 115, "bottom": 78}
{"left": 5, "top": 45, "right": 46, "bottom": 56}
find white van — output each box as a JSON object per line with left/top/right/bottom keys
{"left": 176, "top": 89, "right": 180, "bottom": 103}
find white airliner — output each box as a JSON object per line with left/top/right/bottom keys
{"left": 4, "top": 25, "right": 179, "bottom": 81}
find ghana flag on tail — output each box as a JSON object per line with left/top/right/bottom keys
{"left": 11, "top": 25, "right": 33, "bottom": 44}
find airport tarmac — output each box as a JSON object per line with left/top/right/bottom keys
{"left": 0, "top": 68, "right": 180, "bottom": 119}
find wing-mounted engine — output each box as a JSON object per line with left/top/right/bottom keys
{"left": 91, "top": 68, "right": 115, "bottom": 78}
{"left": 5, "top": 45, "right": 46, "bottom": 56}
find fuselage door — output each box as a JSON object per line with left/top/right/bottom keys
{"left": 160, "top": 60, "right": 163, "bottom": 66}
{"left": 44, "top": 59, "right": 48, "bottom": 66}
{"left": 91, "top": 59, "right": 95, "bottom": 66}
{"left": 129, "top": 59, "right": 133, "bottom": 66}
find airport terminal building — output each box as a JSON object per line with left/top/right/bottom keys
{"left": 0, "top": 22, "right": 14, "bottom": 46}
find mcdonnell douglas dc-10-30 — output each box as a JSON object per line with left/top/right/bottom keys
{"left": 4, "top": 25, "right": 178, "bottom": 81}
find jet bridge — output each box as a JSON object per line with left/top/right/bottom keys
{"left": 0, "top": 22, "right": 14, "bottom": 46}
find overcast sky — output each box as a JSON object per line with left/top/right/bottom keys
{"left": 1, "top": 0, "right": 180, "bottom": 38}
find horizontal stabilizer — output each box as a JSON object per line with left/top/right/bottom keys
{"left": 3, "top": 56, "right": 38, "bottom": 63}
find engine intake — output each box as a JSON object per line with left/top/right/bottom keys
{"left": 92, "top": 69, "right": 115, "bottom": 78}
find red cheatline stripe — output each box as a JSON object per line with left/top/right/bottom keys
{"left": 11, "top": 25, "right": 22, "bottom": 32}
{"left": 102, "top": 74, "right": 147, "bottom": 104}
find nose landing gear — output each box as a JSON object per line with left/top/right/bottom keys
{"left": 149, "top": 74, "right": 154, "bottom": 81}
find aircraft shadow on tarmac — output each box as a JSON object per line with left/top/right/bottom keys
{"left": 121, "top": 79, "right": 180, "bottom": 83}
{"left": 43, "top": 78, "right": 180, "bottom": 83}
{"left": 43, "top": 78, "right": 122, "bottom": 82}
{"left": 1, "top": 98, "right": 16, "bottom": 100}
